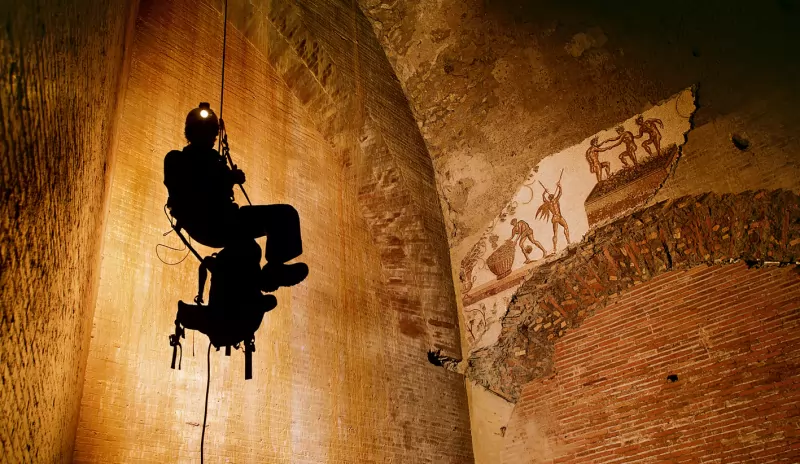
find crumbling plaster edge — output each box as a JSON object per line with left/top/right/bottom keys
{"left": 434, "top": 189, "right": 800, "bottom": 402}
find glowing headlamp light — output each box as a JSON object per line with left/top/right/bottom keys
{"left": 200, "top": 109, "right": 210, "bottom": 118}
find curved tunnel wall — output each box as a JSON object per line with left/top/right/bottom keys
{"left": 0, "top": 0, "right": 137, "bottom": 461}
{"left": 73, "top": 0, "right": 471, "bottom": 462}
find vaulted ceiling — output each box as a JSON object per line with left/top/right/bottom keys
{"left": 357, "top": 0, "right": 800, "bottom": 261}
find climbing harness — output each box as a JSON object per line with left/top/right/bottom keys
{"left": 156, "top": 0, "right": 266, "bottom": 463}
{"left": 157, "top": 0, "right": 250, "bottom": 268}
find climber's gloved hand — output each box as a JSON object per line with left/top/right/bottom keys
{"left": 231, "top": 168, "right": 246, "bottom": 185}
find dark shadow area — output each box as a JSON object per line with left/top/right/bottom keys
{"left": 163, "top": 103, "right": 309, "bottom": 379}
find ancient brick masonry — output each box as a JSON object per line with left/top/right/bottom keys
{"left": 228, "top": 0, "right": 349, "bottom": 142}
{"left": 0, "top": 0, "right": 136, "bottom": 461}
{"left": 466, "top": 190, "right": 800, "bottom": 401}
{"left": 502, "top": 263, "right": 800, "bottom": 463}
{"left": 71, "top": 0, "right": 472, "bottom": 461}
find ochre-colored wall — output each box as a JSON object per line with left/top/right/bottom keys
{"left": 503, "top": 263, "right": 800, "bottom": 463}
{"left": 363, "top": 2, "right": 800, "bottom": 459}
{"left": 0, "top": 0, "right": 136, "bottom": 461}
{"left": 359, "top": 0, "right": 800, "bottom": 254}
{"left": 73, "top": 0, "right": 471, "bottom": 462}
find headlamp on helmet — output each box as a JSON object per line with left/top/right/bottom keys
{"left": 185, "top": 102, "right": 219, "bottom": 146}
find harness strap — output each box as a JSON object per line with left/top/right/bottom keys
{"left": 218, "top": 120, "right": 252, "bottom": 206}
{"left": 244, "top": 336, "right": 255, "bottom": 380}
{"left": 172, "top": 225, "right": 203, "bottom": 263}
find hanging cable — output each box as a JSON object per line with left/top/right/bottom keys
{"left": 201, "top": 342, "right": 212, "bottom": 464}
{"left": 156, "top": 205, "right": 191, "bottom": 265}
{"left": 155, "top": 241, "right": 190, "bottom": 266}
{"left": 216, "top": 0, "right": 252, "bottom": 206}
{"left": 218, "top": 0, "right": 228, "bottom": 125}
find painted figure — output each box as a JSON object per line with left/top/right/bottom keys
{"left": 536, "top": 179, "right": 571, "bottom": 251}
{"left": 509, "top": 218, "right": 547, "bottom": 263}
{"left": 465, "top": 305, "right": 487, "bottom": 344}
{"left": 585, "top": 137, "right": 612, "bottom": 182}
{"left": 459, "top": 239, "right": 486, "bottom": 294}
{"left": 602, "top": 126, "right": 639, "bottom": 168}
{"left": 634, "top": 115, "right": 664, "bottom": 156}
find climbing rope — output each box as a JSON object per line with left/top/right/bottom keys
{"left": 217, "top": 0, "right": 252, "bottom": 206}
{"left": 218, "top": 0, "right": 228, "bottom": 124}
{"left": 201, "top": 342, "right": 212, "bottom": 464}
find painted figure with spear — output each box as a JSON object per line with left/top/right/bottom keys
{"left": 536, "top": 169, "right": 571, "bottom": 251}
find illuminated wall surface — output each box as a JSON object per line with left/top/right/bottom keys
{"left": 0, "top": 0, "right": 137, "bottom": 461}
{"left": 4, "top": 0, "right": 800, "bottom": 463}
{"left": 70, "top": 0, "right": 472, "bottom": 462}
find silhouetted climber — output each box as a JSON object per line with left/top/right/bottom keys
{"left": 164, "top": 103, "right": 308, "bottom": 292}
{"left": 176, "top": 239, "right": 276, "bottom": 346}
{"left": 171, "top": 238, "right": 274, "bottom": 379}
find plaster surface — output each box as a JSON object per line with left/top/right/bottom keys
{"left": 73, "top": 0, "right": 472, "bottom": 461}
{"left": 0, "top": 0, "right": 136, "bottom": 461}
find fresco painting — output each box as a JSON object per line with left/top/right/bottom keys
{"left": 460, "top": 87, "right": 696, "bottom": 349}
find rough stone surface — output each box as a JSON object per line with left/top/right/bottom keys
{"left": 353, "top": 5, "right": 800, "bottom": 458}
{"left": 285, "top": 0, "right": 465, "bottom": 357}
{"left": 216, "top": 0, "right": 463, "bottom": 358}
{"left": 73, "top": 0, "right": 472, "bottom": 462}
{"left": 503, "top": 263, "right": 800, "bottom": 462}
{"left": 0, "top": 0, "right": 136, "bottom": 461}
{"left": 357, "top": 0, "right": 800, "bottom": 261}
{"left": 467, "top": 190, "right": 800, "bottom": 401}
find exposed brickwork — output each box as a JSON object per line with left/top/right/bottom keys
{"left": 282, "top": 0, "right": 465, "bottom": 361}
{"left": 223, "top": 0, "right": 348, "bottom": 142}
{"left": 356, "top": 3, "right": 800, "bottom": 460}
{"left": 467, "top": 190, "right": 800, "bottom": 401}
{"left": 221, "top": 0, "right": 463, "bottom": 360}
{"left": 358, "top": 0, "right": 800, "bottom": 255}
{"left": 502, "top": 263, "right": 800, "bottom": 463}
{"left": 73, "top": 0, "right": 471, "bottom": 462}
{"left": 0, "top": 0, "right": 136, "bottom": 461}
{"left": 352, "top": 119, "right": 473, "bottom": 463}
{"left": 358, "top": 120, "right": 462, "bottom": 355}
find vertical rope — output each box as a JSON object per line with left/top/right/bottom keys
{"left": 217, "top": 0, "right": 229, "bottom": 155}
{"left": 201, "top": 342, "right": 212, "bottom": 464}
{"left": 219, "top": 0, "right": 228, "bottom": 122}
{"left": 216, "top": 0, "right": 252, "bottom": 206}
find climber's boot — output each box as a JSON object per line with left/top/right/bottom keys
{"left": 260, "top": 262, "right": 309, "bottom": 293}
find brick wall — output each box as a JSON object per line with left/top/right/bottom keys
{"left": 0, "top": 0, "right": 136, "bottom": 461}
{"left": 502, "top": 263, "right": 800, "bottom": 463}
{"left": 468, "top": 190, "right": 800, "bottom": 401}
{"left": 72, "top": 0, "right": 471, "bottom": 462}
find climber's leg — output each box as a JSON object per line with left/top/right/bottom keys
{"left": 235, "top": 204, "right": 308, "bottom": 292}
{"left": 236, "top": 204, "right": 303, "bottom": 263}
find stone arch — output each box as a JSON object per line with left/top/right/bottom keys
{"left": 220, "top": 0, "right": 463, "bottom": 358}
{"left": 467, "top": 190, "right": 800, "bottom": 401}
{"left": 216, "top": 0, "right": 348, "bottom": 144}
